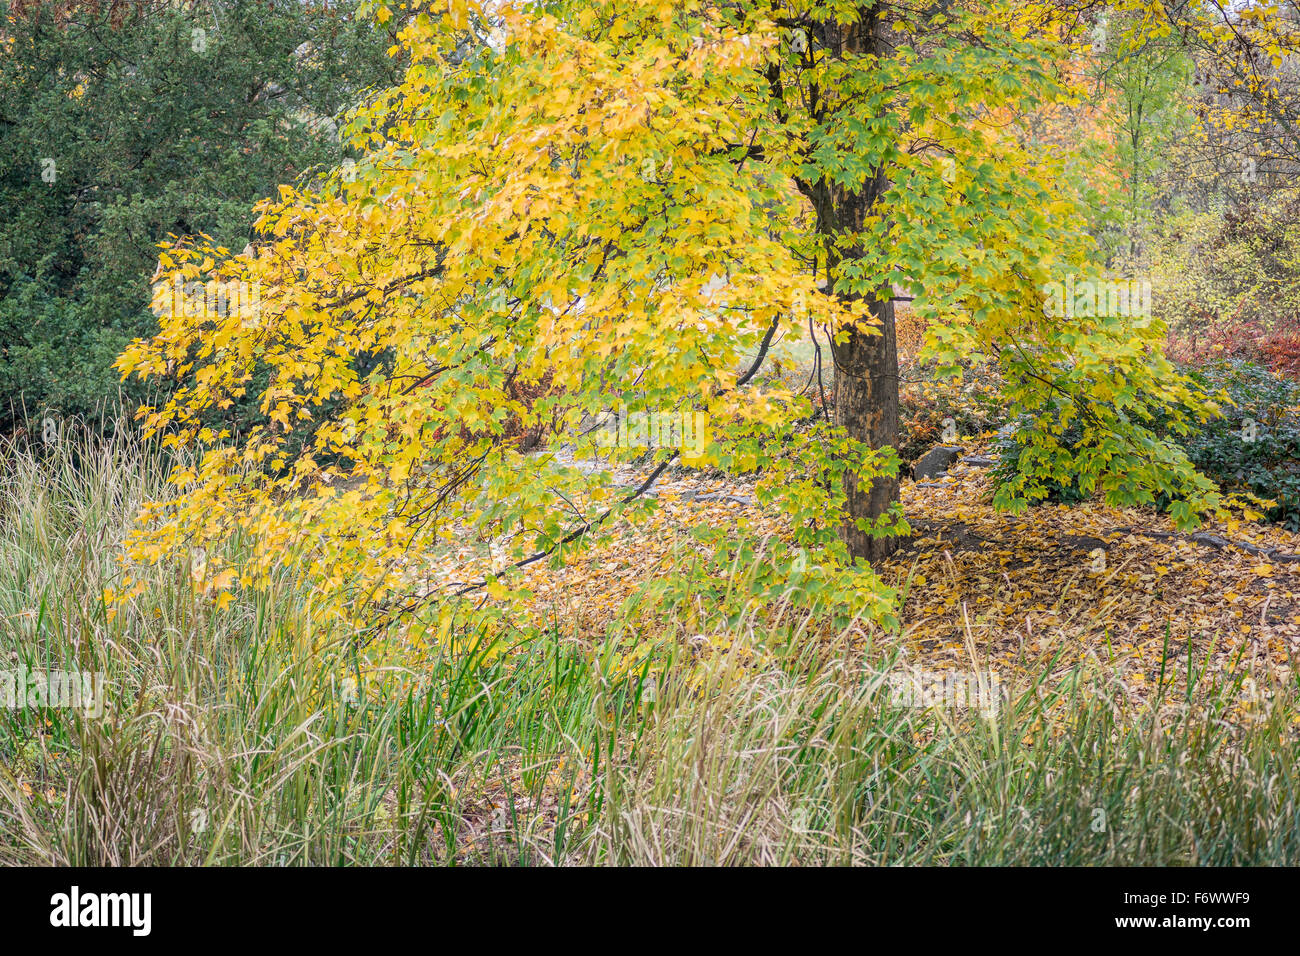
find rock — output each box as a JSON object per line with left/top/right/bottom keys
{"left": 960, "top": 455, "right": 997, "bottom": 468}
{"left": 912, "top": 445, "right": 964, "bottom": 481}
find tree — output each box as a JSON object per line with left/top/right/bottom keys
{"left": 114, "top": 0, "right": 1237, "bottom": 633}
{"left": 760, "top": 2, "right": 1088, "bottom": 560}
{"left": 1083, "top": 8, "right": 1193, "bottom": 262}
{"left": 0, "top": 0, "right": 400, "bottom": 433}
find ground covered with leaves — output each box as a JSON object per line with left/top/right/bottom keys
{"left": 424, "top": 435, "right": 1300, "bottom": 723}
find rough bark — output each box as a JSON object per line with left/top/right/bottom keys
{"left": 830, "top": 290, "right": 901, "bottom": 562}
{"left": 806, "top": 6, "right": 903, "bottom": 562}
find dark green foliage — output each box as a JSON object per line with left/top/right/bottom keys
{"left": 0, "top": 0, "right": 400, "bottom": 434}
{"left": 1176, "top": 360, "right": 1300, "bottom": 531}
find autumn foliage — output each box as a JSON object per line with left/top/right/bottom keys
{"left": 110, "top": 0, "right": 1299, "bottom": 637}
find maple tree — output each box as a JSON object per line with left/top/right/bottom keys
{"left": 115, "top": 0, "right": 1299, "bottom": 633}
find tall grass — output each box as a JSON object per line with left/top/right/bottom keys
{"left": 2, "top": 426, "right": 1299, "bottom": 865}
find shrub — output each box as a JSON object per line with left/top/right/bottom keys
{"left": 994, "top": 359, "right": 1300, "bottom": 529}
{"left": 0, "top": 0, "right": 399, "bottom": 436}
{"left": 991, "top": 412, "right": 1091, "bottom": 505}
{"left": 895, "top": 304, "right": 928, "bottom": 369}
{"left": 1153, "top": 191, "right": 1300, "bottom": 380}
{"left": 1175, "top": 359, "right": 1300, "bottom": 530}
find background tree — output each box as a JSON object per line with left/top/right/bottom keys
{"left": 0, "top": 0, "right": 400, "bottom": 434}
{"left": 1085, "top": 8, "right": 1193, "bottom": 262}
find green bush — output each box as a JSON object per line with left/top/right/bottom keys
{"left": 994, "top": 359, "right": 1300, "bottom": 529}
{"left": 1176, "top": 359, "right": 1300, "bottom": 531}
{"left": 0, "top": 0, "right": 399, "bottom": 436}
{"left": 991, "top": 411, "right": 1092, "bottom": 506}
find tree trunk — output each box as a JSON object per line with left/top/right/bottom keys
{"left": 831, "top": 296, "right": 900, "bottom": 562}
{"left": 796, "top": 7, "right": 902, "bottom": 563}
